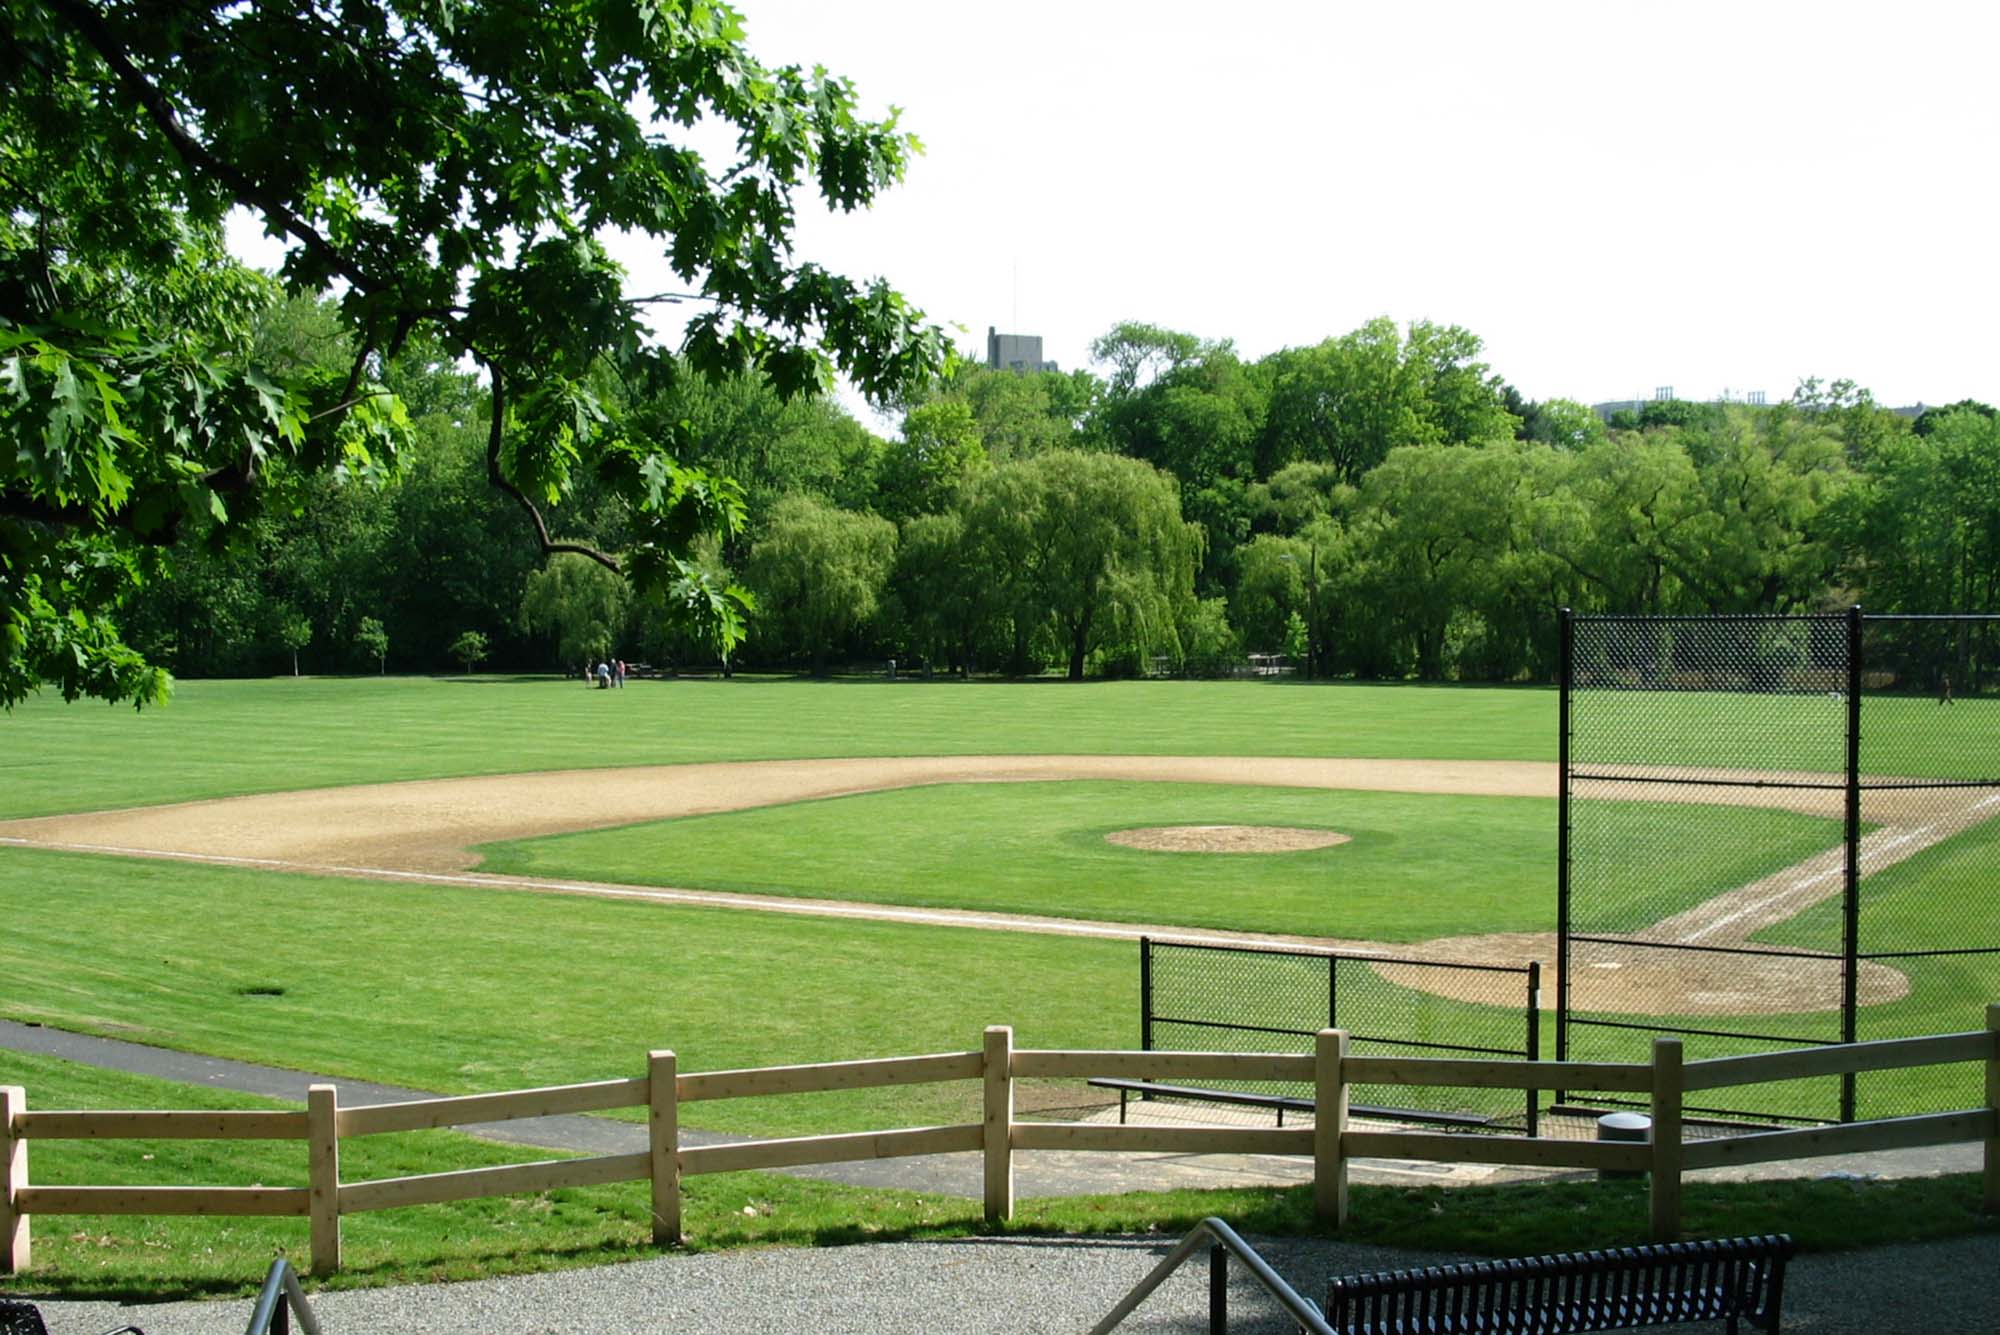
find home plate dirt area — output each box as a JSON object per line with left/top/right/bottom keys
{"left": 2, "top": 754, "right": 1984, "bottom": 1016}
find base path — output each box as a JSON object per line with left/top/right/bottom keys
{"left": 0, "top": 755, "right": 1556, "bottom": 873}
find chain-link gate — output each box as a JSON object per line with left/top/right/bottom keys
{"left": 1559, "top": 609, "right": 2000, "bottom": 1124}
{"left": 1141, "top": 936, "right": 1541, "bottom": 1130}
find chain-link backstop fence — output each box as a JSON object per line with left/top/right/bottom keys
{"left": 1559, "top": 609, "right": 2000, "bottom": 1124}
{"left": 1141, "top": 936, "right": 1541, "bottom": 1130}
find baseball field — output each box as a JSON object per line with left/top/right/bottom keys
{"left": 5, "top": 674, "right": 1994, "bottom": 1122}
{"left": 4, "top": 673, "right": 1997, "bottom": 1290}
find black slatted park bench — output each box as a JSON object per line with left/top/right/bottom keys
{"left": 1326, "top": 1234, "right": 1794, "bottom": 1335}
{"left": 0, "top": 1300, "right": 143, "bottom": 1335}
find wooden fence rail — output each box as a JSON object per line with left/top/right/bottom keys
{"left": 4, "top": 1006, "right": 1996, "bottom": 1276}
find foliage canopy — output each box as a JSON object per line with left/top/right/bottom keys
{"left": 1, "top": 0, "right": 948, "bottom": 706}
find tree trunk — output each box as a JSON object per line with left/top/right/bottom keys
{"left": 1072, "top": 607, "right": 1104, "bottom": 683}
{"left": 292, "top": 650, "right": 299, "bottom": 677}
{"left": 1068, "top": 608, "right": 1092, "bottom": 681}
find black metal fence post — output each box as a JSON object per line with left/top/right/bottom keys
{"left": 1327, "top": 955, "right": 1338, "bottom": 1033}
{"left": 1842, "top": 606, "right": 1863, "bottom": 1123}
{"left": 1556, "top": 608, "right": 1573, "bottom": 1088}
{"left": 1140, "top": 936, "right": 1154, "bottom": 1054}
{"left": 1527, "top": 959, "right": 1542, "bottom": 1137}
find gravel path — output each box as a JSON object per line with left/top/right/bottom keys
{"left": 24, "top": 1230, "right": 2000, "bottom": 1334}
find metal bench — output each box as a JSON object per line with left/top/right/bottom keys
{"left": 0, "top": 1300, "right": 142, "bottom": 1335}
{"left": 1087, "top": 1077, "right": 1496, "bottom": 1130}
{"left": 1326, "top": 1234, "right": 1793, "bottom": 1334}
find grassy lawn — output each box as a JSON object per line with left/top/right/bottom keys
{"left": 1572, "top": 689, "right": 1999, "bottom": 779}
{"left": 0, "top": 676, "right": 1558, "bottom": 818}
{"left": 1567, "top": 810, "right": 2000, "bottom": 1124}
{"left": 478, "top": 782, "right": 1847, "bottom": 942}
{"left": 1744, "top": 812, "right": 2000, "bottom": 1120}
{"left": 0, "top": 848, "right": 1149, "bottom": 1137}
{"left": 1757, "top": 813, "right": 2000, "bottom": 955}
{"left": 6, "top": 1054, "right": 1995, "bottom": 1301}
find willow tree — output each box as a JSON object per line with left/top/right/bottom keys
{"left": 962, "top": 450, "right": 1201, "bottom": 680}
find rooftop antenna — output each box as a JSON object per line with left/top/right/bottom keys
{"left": 1012, "top": 258, "right": 1019, "bottom": 335}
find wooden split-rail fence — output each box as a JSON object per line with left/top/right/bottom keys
{"left": 4, "top": 1007, "right": 1997, "bottom": 1277}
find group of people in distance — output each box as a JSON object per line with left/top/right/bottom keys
{"left": 590, "top": 659, "right": 628, "bottom": 689}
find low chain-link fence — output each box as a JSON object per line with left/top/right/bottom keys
{"left": 1140, "top": 936, "right": 1541, "bottom": 1131}
{"left": 1559, "top": 610, "right": 2000, "bottom": 1125}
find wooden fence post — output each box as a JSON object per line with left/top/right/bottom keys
{"left": 983, "top": 1025, "right": 1014, "bottom": 1222}
{"left": 306, "top": 1084, "right": 341, "bottom": 1276}
{"left": 1314, "top": 1029, "right": 1349, "bottom": 1227}
{"left": 1648, "top": 1038, "right": 1684, "bottom": 1243}
{"left": 650, "top": 1050, "right": 682, "bottom": 1244}
{"left": 2, "top": 1086, "right": 27, "bottom": 1273}
{"left": 1985, "top": 1004, "right": 1999, "bottom": 1214}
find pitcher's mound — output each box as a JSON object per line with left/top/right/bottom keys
{"left": 1106, "top": 825, "right": 1351, "bottom": 854}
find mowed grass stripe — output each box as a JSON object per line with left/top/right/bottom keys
{"left": 0, "top": 846, "right": 1139, "bottom": 1138}
{"left": 0, "top": 843, "right": 1572, "bottom": 1137}
{"left": 475, "top": 782, "right": 1849, "bottom": 942}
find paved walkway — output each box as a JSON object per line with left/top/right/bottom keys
{"left": 23, "top": 1231, "right": 2000, "bottom": 1333}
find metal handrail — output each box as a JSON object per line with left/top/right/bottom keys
{"left": 1088, "top": 1216, "right": 1334, "bottom": 1335}
{"left": 243, "top": 1258, "right": 323, "bottom": 1335}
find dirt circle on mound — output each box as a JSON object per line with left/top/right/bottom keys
{"left": 1390, "top": 931, "right": 1911, "bottom": 1016}
{"left": 1105, "top": 825, "right": 1351, "bottom": 854}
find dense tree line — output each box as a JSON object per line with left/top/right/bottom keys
{"left": 114, "top": 293, "right": 2000, "bottom": 686}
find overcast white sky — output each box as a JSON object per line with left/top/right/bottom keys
{"left": 713, "top": 0, "right": 1997, "bottom": 413}
{"left": 223, "top": 2, "right": 1997, "bottom": 420}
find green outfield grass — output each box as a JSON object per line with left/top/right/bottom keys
{"left": 0, "top": 843, "right": 1565, "bottom": 1135}
{"left": 1573, "top": 690, "right": 1998, "bottom": 779}
{"left": 0, "top": 848, "right": 1142, "bottom": 1137}
{"left": 1, "top": 675, "right": 1556, "bottom": 818}
{"left": 476, "top": 782, "right": 1846, "bottom": 942}
{"left": 1745, "top": 812, "right": 2000, "bottom": 1120}
{"left": 1756, "top": 813, "right": 2000, "bottom": 954}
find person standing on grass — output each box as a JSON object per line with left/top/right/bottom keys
{"left": 597, "top": 659, "right": 611, "bottom": 689}
{"left": 615, "top": 658, "right": 626, "bottom": 688}
{"left": 1940, "top": 671, "right": 1953, "bottom": 705}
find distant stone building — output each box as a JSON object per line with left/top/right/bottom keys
{"left": 1591, "top": 390, "right": 1927, "bottom": 422}
{"left": 986, "top": 327, "right": 1058, "bottom": 374}
{"left": 1592, "top": 387, "right": 1768, "bottom": 420}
